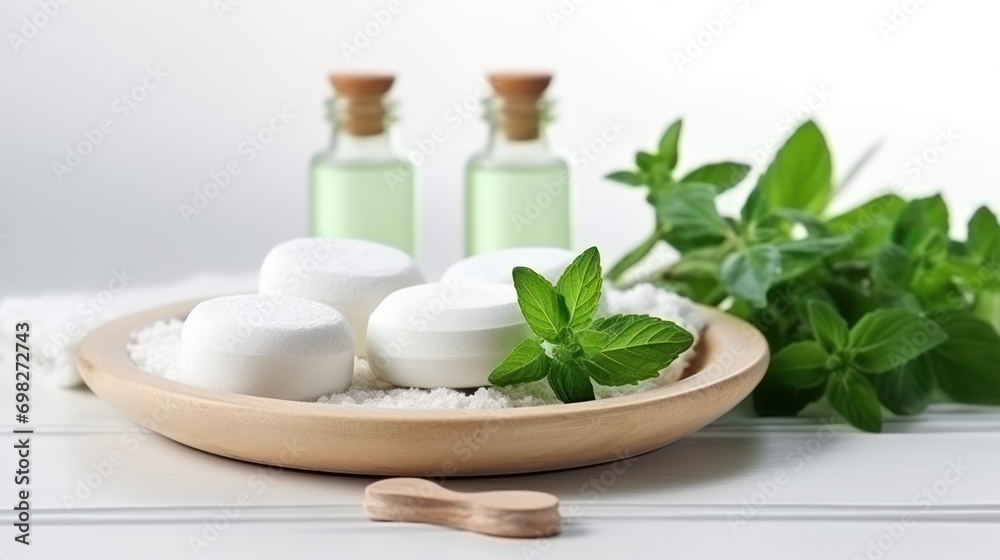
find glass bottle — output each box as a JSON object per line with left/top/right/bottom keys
{"left": 465, "top": 73, "right": 571, "bottom": 255}
{"left": 310, "top": 73, "right": 416, "bottom": 255}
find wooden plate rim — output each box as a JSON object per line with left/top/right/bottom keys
{"left": 76, "top": 297, "right": 770, "bottom": 422}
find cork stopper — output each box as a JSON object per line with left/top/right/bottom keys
{"left": 328, "top": 73, "right": 395, "bottom": 136}
{"left": 488, "top": 72, "right": 552, "bottom": 141}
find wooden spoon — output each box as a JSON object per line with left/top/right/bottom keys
{"left": 363, "top": 478, "right": 561, "bottom": 538}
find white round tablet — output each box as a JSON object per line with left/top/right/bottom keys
{"left": 258, "top": 238, "right": 425, "bottom": 356}
{"left": 179, "top": 294, "right": 355, "bottom": 400}
{"left": 366, "top": 282, "right": 531, "bottom": 388}
{"left": 441, "top": 247, "right": 574, "bottom": 286}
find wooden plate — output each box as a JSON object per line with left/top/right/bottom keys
{"left": 76, "top": 299, "right": 769, "bottom": 476}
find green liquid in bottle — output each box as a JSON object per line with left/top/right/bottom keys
{"left": 465, "top": 162, "right": 570, "bottom": 254}
{"left": 310, "top": 160, "right": 415, "bottom": 255}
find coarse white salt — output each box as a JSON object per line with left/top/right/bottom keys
{"left": 127, "top": 318, "right": 184, "bottom": 381}
{"left": 127, "top": 284, "right": 704, "bottom": 409}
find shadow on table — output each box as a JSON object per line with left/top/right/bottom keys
{"left": 445, "top": 431, "right": 768, "bottom": 499}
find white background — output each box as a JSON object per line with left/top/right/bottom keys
{"left": 2, "top": 0, "right": 998, "bottom": 297}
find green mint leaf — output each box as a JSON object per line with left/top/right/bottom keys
{"left": 869, "top": 355, "right": 936, "bottom": 416}
{"left": 488, "top": 339, "right": 551, "bottom": 386}
{"left": 974, "top": 291, "right": 1000, "bottom": 333}
{"left": 680, "top": 161, "right": 750, "bottom": 193}
{"left": 512, "top": 266, "right": 568, "bottom": 343}
{"left": 768, "top": 340, "right": 830, "bottom": 388}
{"left": 827, "top": 194, "right": 906, "bottom": 259}
{"left": 574, "top": 328, "right": 609, "bottom": 356}
{"left": 807, "top": 300, "right": 849, "bottom": 353}
{"left": 872, "top": 243, "right": 914, "bottom": 295}
{"left": 635, "top": 151, "right": 658, "bottom": 171}
{"left": 892, "top": 194, "right": 949, "bottom": 252}
{"left": 720, "top": 245, "right": 782, "bottom": 308}
{"left": 555, "top": 246, "right": 603, "bottom": 329}
{"left": 547, "top": 358, "right": 595, "bottom": 403}
{"left": 658, "top": 244, "right": 729, "bottom": 303}
{"left": 553, "top": 340, "right": 583, "bottom": 363}
{"left": 931, "top": 312, "right": 1000, "bottom": 405}
{"left": 776, "top": 236, "right": 851, "bottom": 282}
{"left": 605, "top": 170, "right": 645, "bottom": 187}
{"left": 917, "top": 229, "right": 949, "bottom": 259}
{"left": 790, "top": 285, "right": 838, "bottom": 325}
{"left": 757, "top": 120, "right": 833, "bottom": 216}
{"left": 847, "top": 309, "right": 947, "bottom": 374}
{"left": 578, "top": 314, "right": 694, "bottom": 386}
{"left": 775, "top": 236, "right": 851, "bottom": 257}
{"left": 606, "top": 228, "right": 662, "bottom": 282}
{"left": 826, "top": 369, "right": 883, "bottom": 433}
{"left": 663, "top": 229, "right": 736, "bottom": 256}
{"left": 823, "top": 279, "right": 879, "bottom": 325}
{"left": 657, "top": 119, "right": 682, "bottom": 171}
{"left": 945, "top": 253, "right": 1000, "bottom": 291}
{"left": 667, "top": 243, "right": 731, "bottom": 278}
{"left": 741, "top": 185, "right": 769, "bottom": 225}
{"left": 578, "top": 357, "right": 660, "bottom": 387}
{"left": 967, "top": 206, "right": 1000, "bottom": 260}
{"left": 869, "top": 244, "right": 933, "bottom": 313}
{"left": 654, "top": 183, "right": 733, "bottom": 241}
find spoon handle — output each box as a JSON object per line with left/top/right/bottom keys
{"left": 363, "top": 478, "right": 561, "bottom": 538}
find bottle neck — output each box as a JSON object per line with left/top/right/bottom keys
{"left": 482, "top": 97, "right": 555, "bottom": 159}
{"left": 326, "top": 97, "right": 397, "bottom": 161}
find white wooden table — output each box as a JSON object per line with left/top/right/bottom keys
{"left": 4, "top": 379, "right": 998, "bottom": 559}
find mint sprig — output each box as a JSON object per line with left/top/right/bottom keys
{"left": 607, "top": 117, "right": 1000, "bottom": 432}
{"left": 768, "top": 301, "right": 947, "bottom": 432}
{"left": 489, "top": 247, "right": 694, "bottom": 403}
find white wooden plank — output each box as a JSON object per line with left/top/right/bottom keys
{"left": 3, "top": 426, "right": 997, "bottom": 513}
{"left": 9, "top": 518, "right": 998, "bottom": 560}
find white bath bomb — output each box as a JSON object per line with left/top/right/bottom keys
{"left": 441, "top": 247, "right": 574, "bottom": 286}
{"left": 259, "top": 238, "right": 425, "bottom": 356}
{"left": 366, "top": 282, "right": 531, "bottom": 388}
{"left": 179, "top": 294, "right": 354, "bottom": 400}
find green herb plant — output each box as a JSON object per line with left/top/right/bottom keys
{"left": 607, "top": 119, "right": 1000, "bottom": 432}
{"left": 488, "top": 247, "right": 694, "bottom": 403}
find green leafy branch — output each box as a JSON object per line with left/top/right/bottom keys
{"left": 605, "top": 119, "right": 751, "bottom": 282}
{"left": 608, "top": 119, "right": 1000, "bottom": 432}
